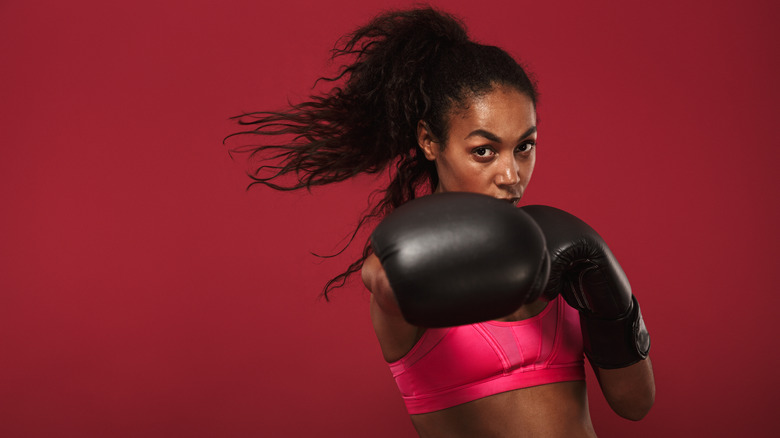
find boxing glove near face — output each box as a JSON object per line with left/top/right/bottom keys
{"left": 521, "top": 205, "right": 650, "bottom": 369}
{"left": 370, "top": 193, "right": 550, "bottom": 327}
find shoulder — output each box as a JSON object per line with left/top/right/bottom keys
{"left": 362, "top": 253, "right": 424, "bottom": 362}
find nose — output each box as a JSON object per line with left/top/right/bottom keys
{"left": 495, "top": 155, "right": 521, "bottom": 188}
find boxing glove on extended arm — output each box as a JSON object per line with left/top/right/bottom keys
{"left": 521, "top": 205, "right": 650, "bottom": 369}
{"left": 370, "top": 193, "right": 550, "bottom": 328}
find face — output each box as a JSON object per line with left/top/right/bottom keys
{"left": 418, "top": 86, "right": 537, "bottom": 206}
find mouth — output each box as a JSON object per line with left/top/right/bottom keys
{"left": 499, "top": 197, "right": 521, "bottom": 207}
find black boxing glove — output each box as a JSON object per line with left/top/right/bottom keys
{"left": 370, "top": 193, "right": 550, "bottom": 328}
{"left": 521, "top": 205, "right": 650, "bottom": 369}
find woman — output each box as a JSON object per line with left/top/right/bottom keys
{"left": 228, "top": 7, "right": 654, "bottom": 437}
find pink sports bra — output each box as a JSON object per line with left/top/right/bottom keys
{"left": 389, "top": 295, "right": 585, "bottom": 414}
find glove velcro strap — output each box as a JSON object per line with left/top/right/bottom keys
{"left": 580, "top": 295, "right": 651, "bottom": 369}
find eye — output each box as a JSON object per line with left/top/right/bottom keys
{"left": 516, "top": 141, "right": 536, "bottom": 154}
{"left": 474, "top": 147, "right": 491, "bottom": 156}
{"left": 472, "top": 146, "right": 496, "bottom": 161}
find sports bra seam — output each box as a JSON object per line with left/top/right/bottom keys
{"left": 401, "top": 365, "right": 585, "bottom": 400}
{"left": 543, "top": 297, "right": 565, "bottom": 366}
{"left": 473, "top": 323, "right": 511, "bottom": 373}
{"left": 388, "top": 327, "right": 450, "bottom": 369}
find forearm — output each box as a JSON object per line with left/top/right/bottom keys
{"left": 593, "top": 356, "right": 655, "bottom": 421}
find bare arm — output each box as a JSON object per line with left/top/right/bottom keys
{"left": 593, "top": 357, "right": 655, "bottom": 420}
{"left": 362, "top": 253, "right": 423, "bottom": 363}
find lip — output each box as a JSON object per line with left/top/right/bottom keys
{"left": 499, "top": 197, "right": 521, "bottom": 207}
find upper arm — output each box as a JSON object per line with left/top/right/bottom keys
{"left": 593, "top": 357, "right": 656, "bottom": 421}
{"left": 362, "top": 253, "right": 423, "bottom": 362}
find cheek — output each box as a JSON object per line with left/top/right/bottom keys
{"left": 522, "top": 156, "right": 536, "bottom": 183}
{"left": 440, "top": 156, "right": 477, "bottom": 180}
{"left": 463, "top": 162, "right": 493, "bottom": 188}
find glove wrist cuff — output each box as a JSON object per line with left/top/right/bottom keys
{"left": 580, "top": 295, "right": 651, "bottom": 369}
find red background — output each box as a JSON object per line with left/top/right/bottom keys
{"left": 2, "top": 0, "right": 778, "bottom": 436}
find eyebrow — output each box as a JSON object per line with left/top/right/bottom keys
{"left": 465, "top": 126, "right": 537, "bottom": 142}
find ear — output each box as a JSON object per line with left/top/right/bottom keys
{"left": 417, "top": 120, "right": 439, "bottom": 161}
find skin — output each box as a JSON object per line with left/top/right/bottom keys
{"left": 362, "top": 85, "right": 654, "bottom": 437}
{"left": 419, "top": 86, "right": 538, "bottom": 206}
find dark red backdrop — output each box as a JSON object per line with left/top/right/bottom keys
{"left": 2, "top": 0, "right": 778, "bottom": 436}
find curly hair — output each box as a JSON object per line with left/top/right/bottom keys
{"left": 226, "top": 7, "right": 538, "bottom": 299}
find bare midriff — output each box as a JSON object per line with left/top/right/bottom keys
{"left": 409, "top": 381, "right": 597, "bottom": 438}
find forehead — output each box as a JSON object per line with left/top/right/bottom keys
{"left": 449, "top": 87, "right": 536, "bottom": 138}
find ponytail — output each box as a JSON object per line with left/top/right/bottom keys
{"left": 226, "top": 7, "right": 538, "bottom": 298}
